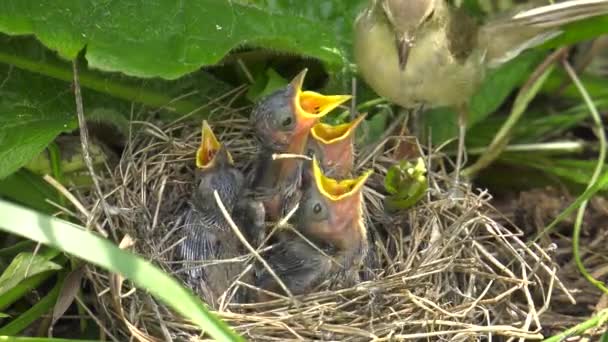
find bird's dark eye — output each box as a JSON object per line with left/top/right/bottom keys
{"left": 423, "top": 8, "right": 434, "bottom": 23}
{"left": 313, "top": 203, "right": 322, "bottom": 214}
{"left": 281, "top": 116, "right": 293, "bottom": 127}
{"left": 306, "top": 148, "right": 315, "bottom": 157}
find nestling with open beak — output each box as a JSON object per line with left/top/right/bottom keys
{"left": 177, "top": 121, "right": 254, "bottom": 308}
{"left": 250, "top": 69, "right": 352, "bottom": 221}
{"left": 256, "top": 157, "right": 372, "bottom": 300}
{"left": 307, "top": 113, "right": 367, "bottom": 179}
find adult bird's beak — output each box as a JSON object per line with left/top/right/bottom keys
{"left": 289, "top": 68, "right": 352, "bottom": 138}
{"left": 396, "top": 34, "right": 413, "bottom": 70}
{"left": 311, "top": 157, "right": 372, "bottom": 245}
{"left": 309, "top": 113, "right": 367, "bottom": 177}
{"left": 196, "top": 120, "right": 234, "bottom": 169}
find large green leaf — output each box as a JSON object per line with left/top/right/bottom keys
{"left": 0, "top": 34, "right": 235, "bottom": 116}
{"left": 0, "top": 0, "right": 344, "bottom": 80}
{"left": 0, "top": 65, "right": 77, "bottom": 180}
{"left": 0, "top": 199, "right": 243, "bottom": 342}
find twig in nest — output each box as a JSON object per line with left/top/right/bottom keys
{"left": 272, "top": 153, "right": 312, "bottom": 161}
{"left": 213, "top": 190, "right": 297, "bottom": 303}
{"left": 72, "top": 60, "right": 113, "bottom": 239}
{"left": 43, "top": 174, "right": 106, "bottom": 236}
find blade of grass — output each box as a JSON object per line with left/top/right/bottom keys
{"left": 0, "top": 199, "right": 243, "bottom": 342}
{"left": 561, "top": 59, "right": 608, "bottom": 294}
{"left": 0, "top": 273, "right": 64, "bottom": 336}
{"left": 543, "top": 309, "right": 608, "bottom": 342}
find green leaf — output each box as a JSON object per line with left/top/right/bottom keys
{"left": 0, "top": 252, "right": 62, "bottom": 298}
{"left": 0, "top": 169, "right": 60, "bottom": 214}
{"left": 0, "top": 0, "right": 345, "bottom": 80}
{"left": 243, "top": 0, "right": 367, "bottom": 53}
{"left": 502, "top": 155, "right": 607, "bottom": 190}
{"left": 384, "top": 158, "right": 428, "bottom": 210}
{"left": 542, "top": 68, "right": 608, "bottom": 100}
{"left": 541, "top": 15, "right": 608, "bottom": 50}
{"left": 246, "top": 68, "right": 288, "bottom": 102}
{"left": 0, "top": 241, "right": 35, "bottom": 258}
{"left": 0, "top": 65, "right": 77, "bottom": 179}
{"left": 0, "top": 199, "right": 243, "bottom": 342}
{"left": 467, "top": 107, "right": 592, "bottom": 147}
{"left": 0, "top": 273, "right": 64, "bottom": 336}
{"left": 0, "top": 35, "right": 233, "bottom": 117}
{"left": 356, "top": 108, "right": 390, "bottom": 147}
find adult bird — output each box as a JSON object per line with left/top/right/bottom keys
{"left": 354, "top": 0, "right": 608, "bottom": 183}
{"left": 250, "top": 68, "right": 351, "bottom": 221}
{"left": 177, "top": 121, "right": 252, "bottom": 308}
{"left": 307, "top": 113, "right": 367, "bottom": 179}
{"left": 256, "top": 157, "right": 372, "bottom": 300}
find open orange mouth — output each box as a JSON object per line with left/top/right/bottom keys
{"left": 196, "top": 120, "right": 233, "bottom": 169}
{"left": 289, "top": 69, "right": 352, "bottom": 124}
{"left": 311, "top": 113, "right": 367, "bottom": 144}
{"left": 312, "top": 156, "right": 372, "bottom": 201}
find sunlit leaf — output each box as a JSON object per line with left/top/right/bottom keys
{"left": 0, "top": 252, "right": 62, "bottom": 297}
{"left": 0, "top": 0, "right": 345, "bottom": 80}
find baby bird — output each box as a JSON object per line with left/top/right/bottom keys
{"left": 178, "top": 121, "right": 252, "bottom": 308}
{"left": 307, "top": 113, "right": 367, "bottom": 179}
{"left": 256, "top": 157, "right": 372, "bottom": 300}
{"left": 250, "top": 69, "right": 351, "bottom": 221}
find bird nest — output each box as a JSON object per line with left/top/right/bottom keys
{"left": 73, "top": 109, "right": 570, "bottom": 341}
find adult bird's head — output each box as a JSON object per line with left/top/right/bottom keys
{"left": 362, "top": 0, "right": 435, "bottom": 71}
{"left": 297, "top": 157, "right": 372, "bottom": 250}
{"left": 250, "top": 68, "right": 352, "bottom": 154}
{"left": 382, "top": 0, "right": 435, "bottom": 70}
{"left": 308, "top": 113, "right": 367, "bottom": 178}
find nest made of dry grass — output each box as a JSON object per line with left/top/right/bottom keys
{"left": 70, "top": 105, "right": 573, "bottom": 341}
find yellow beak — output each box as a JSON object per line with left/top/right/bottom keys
{"left": 310, "top": 113, "right": 367, "bottom": 144}
{"left": 290, "top": 69, "right": 352, "bottom": 130}
{"left": 196, "top": 120, "right": 233, "bottom": 169}
{"left": 312, "top": 156, "right": 372, "bottom": 201}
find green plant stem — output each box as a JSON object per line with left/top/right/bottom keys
{"left": 0, "top": 51, "right": 199, "bottom": 115}
{"left": 562, "top": 60, "right": 608, "bottom": 294}
{"left": 543, "top": 309, "right": 608, "bottom": 342}
{"left": 466, "top": 141, "right": 586, "bottom": 155}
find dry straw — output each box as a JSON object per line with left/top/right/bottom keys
{"left": 68, "top": 104, "right": 571, "bottom": 341}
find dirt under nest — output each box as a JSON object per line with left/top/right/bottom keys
{"left": 67, "top": 113, "right": 608, "bottom": 341}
